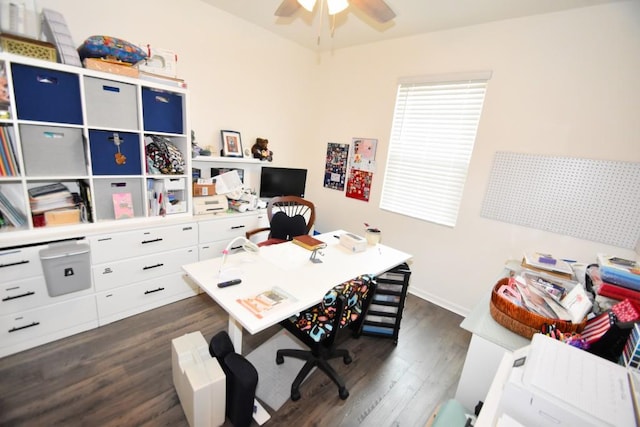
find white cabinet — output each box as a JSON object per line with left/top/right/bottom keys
{"left": 1, "top": 295, "right": 98, "bottom": 357}
{"left": 89, "top": 222, "right": 199, "bottom": 325}
{"left": 95, "top": 271, "right": 198, "bottom": 325}
{"left": 198, "top": 213, "right": 262, "bottom": 260}
{"left": 0, "top": 242, "right": 97, "bottom": 357}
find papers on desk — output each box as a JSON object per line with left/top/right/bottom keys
{"left": 237, "top": 287, "right": 295, "bottom": 319}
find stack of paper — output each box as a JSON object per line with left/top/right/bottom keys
{"left": 28, "top": 183, "right": 75, "bottom": 214}
{"left": 522, "top": 252, "right": 574, "bottom": 279}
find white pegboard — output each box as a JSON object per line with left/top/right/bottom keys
{"left": 481, "top": 152, "right": 640, "bottom": 249}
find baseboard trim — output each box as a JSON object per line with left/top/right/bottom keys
{"left": 407, "top": 288, "right": 470, "bottom": 318}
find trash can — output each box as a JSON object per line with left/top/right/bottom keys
{"left": 39, "top": 241, "right": 91, "bottom": 297}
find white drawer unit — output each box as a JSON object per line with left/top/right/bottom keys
{"left": 0, "top": 244, "right": 46, "bottom": 282}
{"left": 0, "top": 275, "right": 94, "bottom": 316}
{"left": 198, "top": 214, "right": 260, "bottom": 260}
{"left": 92, "top": 246, "right": 198, "bottom": 292}
{"left": 198, "top": 240, "right": 229, "bottom": 261}
{"left": 0, "top": 295, "right": 98, "bottom": 357}
{"left": 95, "top": 272, "right": 198, "bottom": 325}
{"left": 198, "top": 215, "right": 259, "bottom": 244}
{"left": 89, "top": 222, "right": 197, "bottom": 264}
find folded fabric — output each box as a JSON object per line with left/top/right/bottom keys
{"left": 581, "top": 311, "right": 615, "bottom": 344}
{"left": 612, "top": 298, "right": 640, "bottom": 322}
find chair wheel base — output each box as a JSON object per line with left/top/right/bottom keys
{"left": 276, "top": 354, "right": 284, "bottom": 364}
{"left": 291, "top": 389, "right": 301, "bottom": 401}
{"left": 339, "top": 387, "right": 349, "bottom": 400}
{"left": 343, "top": 355, "right": 352, "bottom": 364}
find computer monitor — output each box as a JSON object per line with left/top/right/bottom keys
{"left": 259, "top": 167, "right": 307, "bottom": 199}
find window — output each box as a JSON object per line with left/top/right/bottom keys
{"left": 380, "top": 71, "right": 491, "bottom": 227}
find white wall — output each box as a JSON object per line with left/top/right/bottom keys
{"left": 35, "top": 0, "right": 640, "bottom": 314}
{"left": 306, "top": 1, "right": 640, "bottom": 314}
{"left": 38, "top": 0, "right": 317, "bottom": 168}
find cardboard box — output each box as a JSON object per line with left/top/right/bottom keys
{"left": 83, "top": 58, "right": 140, "bottom": 78}
{"left": 193, "top": 183, "right": 216, "bottom": 197}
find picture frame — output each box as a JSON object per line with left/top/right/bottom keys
{"left": 221, "top": 130, "right": 243, "bottom": 157}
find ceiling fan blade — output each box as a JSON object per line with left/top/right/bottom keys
{"left": 275, "top": 0, "right": 302, "bottom": 17}
{"left": 350, "top": 0, "right": 396, "bottom": 23}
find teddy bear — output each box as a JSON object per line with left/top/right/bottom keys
{"left": 251, "top": 137, "right": 273, "bottom": 161}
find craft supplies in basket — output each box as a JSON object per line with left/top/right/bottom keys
{"left": 490, "top": 277, "right": 587, "bottom": 339}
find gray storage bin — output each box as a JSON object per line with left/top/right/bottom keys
{"left": 93, "top": 178, "right": 144, "bottom": 221}
{"left": 40, "top": 241, "right": 91, "bottom": 297}
{"left": 20, "top": 124, "right": 87, "bottom": 176}
{"left": 84, "top": 77, "right": 139, "bottom": 130}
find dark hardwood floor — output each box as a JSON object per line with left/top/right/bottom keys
{"left": 0, "top": 293, "right": 471, "bottom": 427}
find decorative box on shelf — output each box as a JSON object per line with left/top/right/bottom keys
{"left": 0, "top": 33, "right": 56, "bottom": 62}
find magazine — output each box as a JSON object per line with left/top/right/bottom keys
{"left": 237, "top": 287, "right": 294, "bottom": 319}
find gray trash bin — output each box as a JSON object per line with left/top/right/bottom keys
{"left": 40, "top": 241, "right": 91, "bottom": 297}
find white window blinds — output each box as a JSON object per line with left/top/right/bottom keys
{"left": 380, "top": 72, "right": 491, "bottom": 227}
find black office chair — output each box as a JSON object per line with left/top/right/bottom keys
{"left": 276, "top": 274, "right": 376, "bottom": 400}
{"left": 245, "top": 196, "right": 315, "bottom": 246}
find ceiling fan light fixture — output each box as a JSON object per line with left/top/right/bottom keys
{"left": 327, "top": 0, "right": 349, "bottom": 15}
{"left": 297, "top": 0, "right": 317, "bottom": 12}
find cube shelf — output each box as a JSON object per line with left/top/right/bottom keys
{"left": 0, "top": 53, "right": 191, "bottom": 233}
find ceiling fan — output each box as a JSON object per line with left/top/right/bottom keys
{"left": 275, "top": 0, "right": 396, "bottom": 24}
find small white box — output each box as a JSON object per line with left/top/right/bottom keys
{"left": 172, "top": 331, "right": 226, "bottom": 427}
{"left": 339, "top": 232, "right": 367, "bottom": 253}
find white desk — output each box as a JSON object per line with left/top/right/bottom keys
{"left": 182, "top": 230, "right": 412, "bottom": 353}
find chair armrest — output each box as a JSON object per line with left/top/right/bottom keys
{"left": 245, "top": 227, "right": 270, "bottom": 240}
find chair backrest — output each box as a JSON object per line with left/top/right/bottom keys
{"left": 323, "top": 275, "right": 375, "bottom": 330}
{"left": 296, "top": 275, "right": 376, "bottom": 347}
{"left": 266, "top": 196, "right": 316, "bottom": 241}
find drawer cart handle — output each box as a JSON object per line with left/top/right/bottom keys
{"left": 143, "top": 263, "right": 164, "bottom": 270}
{"left": 3, "top": 291, "right": 35, "bottom": 301}
{"left": 230, "top": 225, "right": 246, "bottom": 230}
{"left": 9, "top": 321, "right": 40, "bottom": 333}
{"left": 0, "top": 260, "right": 29, "bottom": 268}
{"left": 141, "top": 238, "right": 163, "bottom": 244}
{"left": 144, "top": 287, "right": 165, "bottom": 295}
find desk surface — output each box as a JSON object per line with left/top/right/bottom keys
{"left": 182, "top": 230, "right": 412, "bottom": 336}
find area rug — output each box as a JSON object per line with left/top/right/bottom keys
{"left": 246, "top": 329, "right": 314, "bottom": 411}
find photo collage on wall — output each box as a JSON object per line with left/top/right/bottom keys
{"left": 323, "top": 138, "right": 378, "bottom": 202}
{"left": 346, "top": 138, "right": 377, "bottom": 202}
{"left": 324, "top": 142, "right": 349, "bottom": 191}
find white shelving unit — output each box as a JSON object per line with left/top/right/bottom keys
{"left": 0, "top": 52, "right": 191, "bottom": 236}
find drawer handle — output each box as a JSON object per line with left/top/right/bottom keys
{"left": 36, "top": 75, "right": 58, "bottom": 85}
{"left": 143, "top": 263, "right": 164, "bottom": 271}
{"left": 9, "top": 321, "right": 40, "bottom": 333}
{"left": 230, "top": 225, "right": 246, "bottom": 230}
{"left": 3, "top": 291, "right": 36, "bottom": 301}
{"left": 141, "top": 238, "right": 163, "bottom": 244}
{"left": 144, "top": 287, "right": 165, "bottom": 295}
{"left": 102, "top": 85, "right": 121, "bottom": 93}
{"left": 0, "top": 260, "right": 29, "bottom": 269}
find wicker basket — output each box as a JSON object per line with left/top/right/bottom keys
{"left": 489, "top": 277, "right": 586, "bottom": 339}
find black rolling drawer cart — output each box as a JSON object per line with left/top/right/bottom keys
{"left": 359, "top": 263, "right": 411, "bottom": 344}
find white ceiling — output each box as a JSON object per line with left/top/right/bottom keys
{"left": 198, "top": 0, "right": 625, "bottom": 51}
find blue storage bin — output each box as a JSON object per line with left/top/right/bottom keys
{"left": 142, "top": 87, "right": 184, "bottom": 134}
{"left": 89, "top": 130, "right": 142, "bottom": 175}
{"left": 11, "top": 63, "right": 83, "bottom": 124}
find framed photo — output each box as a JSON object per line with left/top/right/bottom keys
{"left": 221, "top": 130, "right": 243, "bottom": 157}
